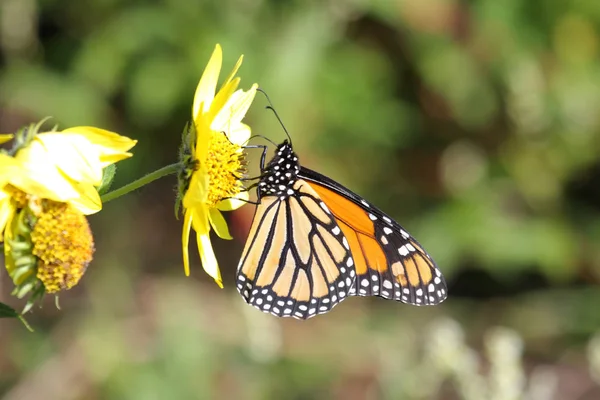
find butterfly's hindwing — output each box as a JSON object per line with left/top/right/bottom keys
{"left": 368, "top": 213, "right": 447, "bottom": 305}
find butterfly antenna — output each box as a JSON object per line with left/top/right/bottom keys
{"left": 248, "top": 134, "right": 277, "bottom": 147}
{"left": 257, "top": 87, "right": 293, "bottom": 145}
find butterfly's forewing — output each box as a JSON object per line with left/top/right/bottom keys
{"left": 236, "top": 143, "right": 356, "bottom": 319}
{"left": 302, "top": 167, "right": 447, "bottom": 306}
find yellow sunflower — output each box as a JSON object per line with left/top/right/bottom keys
{"left": 179, "top": 44, "right": 258, "bottom": 286}
{"left": 0, "top": 122, "right": 136, "bottom": 310}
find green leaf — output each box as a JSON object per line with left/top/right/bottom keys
{"left": 0, "top": 301, "right": 18, "bottom": 318}
{"left": 97, "top": 164, "right": 117, "bottom": 195}
{"left": 18, "top": 315, "right": 34, "bottom": 332}
{"left": 0, "top": 302, "right": 34, "bottom": 332}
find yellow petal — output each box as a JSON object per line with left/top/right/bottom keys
{"left": 62, "top": 126, "right": 137, "bottom": 152}
{"left": 220, "top": 54, "right": 244, "bottom": 89}
{"left": 197, "top": 233, "right": 223, "bottom": 288}
{"left": 0, "top": 134, "right": 14, "bottom": 145}
{"left": 193, "top": 114, "right": 212, "bottom": 164}
{"left": 0, "top": 191, "right": 15, "bottom": 241}
{"left": 97, "top": 152, "right": 134, "bottom": 167}
{"left": 208, "top": 77, "right": 241, "bottom": 122}
{"left": 227, "top": 123, "right": 251, "bottom": 146}
{"left": 67, "top": 182, "right": 102, "bottom": 215}
{"left": 35, "top": 133, "right": 103, "bottom": 185}
{"left": 0, "top": 154, "right": 23, "bottom": 187}
{"left": 182, "top": 167, "right": 209, "bottom": 209}
{"left": 208, "top": 208, "right": 232, "bottom": 240}
{"left": 4, "top": 207, "right": 16, "bottom": 275}
{"left": 193, "top": 44, "right": 222, "bottom": 119}
{"left": 211, "top": 84, "right": 258, "bottom": 134}
{"left": 13, "top": 141, "right": 81, "bottom": 201}
{"left": 182, "top": 208, "right": 193, "bottom": 276}
{"left": 216, "top": 190, "right": 249, "bottom": 211}
{"left": 190, "top": 205, "right": 210, "bottom": 236}
{"left": 62, "top": 126, "right": 137, "bottom": 167}
{"left": 187, "top": 205, "right": 222, "bottom": 285}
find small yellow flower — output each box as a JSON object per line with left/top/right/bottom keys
{"left": 179, "top": 44, "right": 257, "bottom": 286}
{"left": 0, "top": 122, "right": 136, "bottom": 310}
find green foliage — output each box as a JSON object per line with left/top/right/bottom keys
{"left": 97, "top": 164, "right": 117, "bottom": 196}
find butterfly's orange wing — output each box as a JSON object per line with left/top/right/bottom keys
{"left": 302, "top": 168, "right": 447, "bottom": 305}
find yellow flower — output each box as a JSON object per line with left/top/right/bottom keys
{"left": 0, "top": 123, "right": 136, "bottom": 310}
{"left": 179, "top": 44, "right": 257, "bottom": 286}
{"left": 10, "top": 126, "right": 136, "bottom": 214}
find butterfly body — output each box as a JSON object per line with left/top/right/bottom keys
{"left": 237, "top": 140, "right": 447, "bottom": 319}
{"left": 256, "top": 141, "right": 301, "bottom": 199}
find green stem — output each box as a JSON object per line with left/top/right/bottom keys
{"left": 100, "top": 163, "right": 181, "bottom": 203}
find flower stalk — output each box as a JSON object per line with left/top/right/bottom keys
{"left": 100, "top": 163, "right": 181, "bottom": 203}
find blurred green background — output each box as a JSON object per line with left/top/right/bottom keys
{"left": 2, "top": 0, "right": 600, "bottom": 399}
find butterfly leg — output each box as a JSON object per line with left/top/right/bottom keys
{"left": 240, "top": 144, "right": 269, "bottom": 181}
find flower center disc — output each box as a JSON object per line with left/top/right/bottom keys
{"left": 31, "top": 201, "right": 95, "bottom": 293}
{"left": 205, "top": 132, "right": 245, "bottom": 207}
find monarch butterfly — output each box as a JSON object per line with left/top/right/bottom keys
{"left": 237, "top": 125, "right": 447, "bottom": 320}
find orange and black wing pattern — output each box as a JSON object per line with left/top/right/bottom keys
{"left": 300, "top": 167, "right": 447, "bottom": 306}
{"left": 236, "top": 143, "right": 355, "bottom": 319}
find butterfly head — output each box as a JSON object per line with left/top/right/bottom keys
{"left": 258, "top": 140, "right": 300, "bottom": 198}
